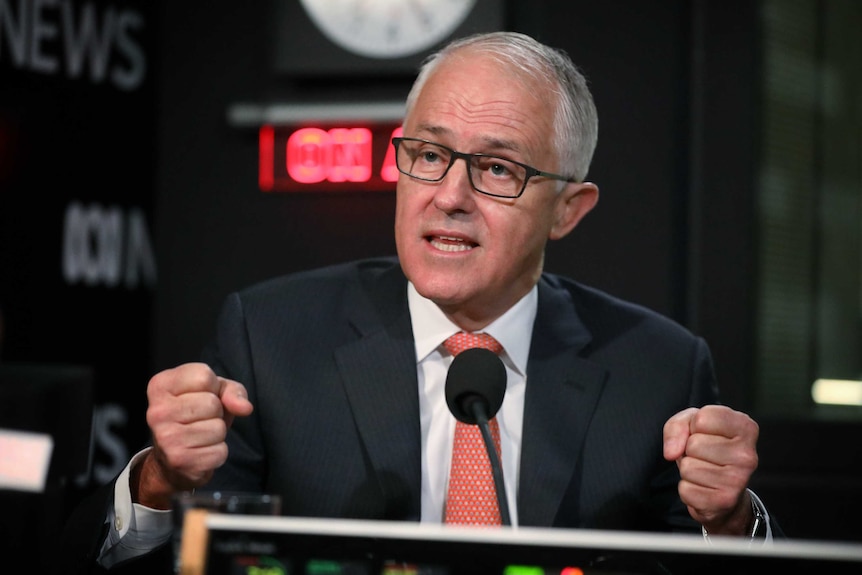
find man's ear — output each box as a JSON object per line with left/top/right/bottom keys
{"left": 549, "top": 182, "right": 599, "bottom": 240}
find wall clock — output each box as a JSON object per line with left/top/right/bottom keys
{"left": 272, "top": 0, "right": 505, "bottom": 77}
{"left": 298, "top": 0, "right": 478, "bottom": 60}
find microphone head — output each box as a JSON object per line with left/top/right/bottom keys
{"left": 445, "top": 347, "right": 507, "bottom": 424}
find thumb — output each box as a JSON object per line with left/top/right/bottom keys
{"left": 217, "top": 377, "right": 254, "bottom": 422}
{"left": 663, "top": 407, "right": 698, "bottom": 461}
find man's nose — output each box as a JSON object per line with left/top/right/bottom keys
{"left": 433, "top": 157, "right": 476, "bottom": 210}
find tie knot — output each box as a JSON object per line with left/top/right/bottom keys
{"left": 443, "top": 331, "right": 503, "bottom": 357}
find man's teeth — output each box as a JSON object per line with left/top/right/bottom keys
{"left": 430, "top": 236, "right": 474, "bottom": 252}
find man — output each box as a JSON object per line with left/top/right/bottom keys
{"left": 59, "top": 31, "right": 778, "bottom": 574}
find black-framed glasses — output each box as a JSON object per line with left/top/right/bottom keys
{"left": 391, "top": 137, "right": 578, "bottom": 199}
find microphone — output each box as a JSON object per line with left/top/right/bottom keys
{"left": 445, "top": 347, "right": 510, "bottom": 526}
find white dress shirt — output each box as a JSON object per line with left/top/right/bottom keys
{"left": 408, "top": 281, "right": 537, "bottom": 525}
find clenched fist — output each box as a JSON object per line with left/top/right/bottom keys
{"left": 131, "top": 363, "right": 253, "bottom": 509}
{"left": 663, "top": 404, "right": 760, "bottom": 535}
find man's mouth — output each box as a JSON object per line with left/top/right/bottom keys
{"left": 428, "top": 235, "right": 476, "bottom": 252}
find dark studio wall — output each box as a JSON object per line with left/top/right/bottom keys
{"left": 1, "top": 1, "right": 860, "bottom": 566}
{"left": 0, "top": 0, "right": 159, "bottom": 563}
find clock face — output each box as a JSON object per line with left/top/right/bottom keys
{"left": 299, "top": 0, "right": 478, "bottom": 59}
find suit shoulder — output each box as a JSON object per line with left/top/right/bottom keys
{"left": 237, "top": 256, "right": 401, "bottom": 301}
{"left": 541, "top": 273, "right": 698, "bottom": 342}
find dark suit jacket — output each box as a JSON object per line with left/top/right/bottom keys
{"left": 58, "top": 256, "right": 745, "bottom": 573}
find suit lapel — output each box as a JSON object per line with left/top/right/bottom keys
{"left": 518, "top": 276, "right": 608, "bottom": 527}
{"left": 333, "top": 262, "right": 423, "bottom": 519}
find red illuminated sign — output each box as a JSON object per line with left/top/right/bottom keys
{"left": 259, "top": 124, "right": 402, "bottom": 192}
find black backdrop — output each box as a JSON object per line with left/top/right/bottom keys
{"left": 0, "top": 0, "right": 156, "bottom": 494}
{"left": 0, "top": 0, "right": 159, "bottom": 564}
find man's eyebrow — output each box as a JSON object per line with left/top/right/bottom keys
{"left": 410, "top": 125, "right": 524, "bottom": 156}
{"left": 479, "top": 137, "right": 521, "bottom": 155}
{"left": 413, "top": 124, "right": 450, "bottom": 139}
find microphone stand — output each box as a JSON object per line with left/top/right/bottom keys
{"left": 470, "top": 403, "right": 512, "bottom": 527}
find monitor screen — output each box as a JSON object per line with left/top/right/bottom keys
{"left": 0, "top": 362, "right": 94, "bottom": 480}
{"left": 195, "top": 515, "right": 862, "bottom": 575}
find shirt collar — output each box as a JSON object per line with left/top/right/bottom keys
{"left": 407, "top": 282, "right": 537, "bottom": 377}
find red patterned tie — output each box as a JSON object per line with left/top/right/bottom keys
{"left": 443, "top": 331, "right": 504, "bottom": 526}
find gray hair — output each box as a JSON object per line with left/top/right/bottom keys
{"left": 404, "top": 31, "right": 599, "bottom": 182}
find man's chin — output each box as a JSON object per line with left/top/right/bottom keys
{"left": 411, "top": 274, "right": 474, "bottom": 307}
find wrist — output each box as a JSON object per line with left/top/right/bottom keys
{"left": 130, "top": 451, "right": 176, "bottom": 509}
{"left": 701, "top": 491, "right": 755, "bottom": 537}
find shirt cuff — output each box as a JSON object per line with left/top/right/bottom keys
{"left": 98, "top": 447, "right": 173, "bottom": 568}
{"left": 701, "top": 488, "right": 773, "bottom": 545}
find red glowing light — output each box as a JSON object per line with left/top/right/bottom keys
{"left": 287, "top": 127, "right": 331, "bottom": 183}
{"left": 381, "top": 125, "right": 402, "bottom": 183}
{"left": 258, "top": 125, "right": 275, "bottom": 191}
{"left": 328, "top": 128, "right": 372, "bottom": 182}
{"left": 259, "top": 124, "right": 402, "bottom": 192}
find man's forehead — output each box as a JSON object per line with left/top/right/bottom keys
{"left": 404, "top": 50, "right": 555, "bottom": 159}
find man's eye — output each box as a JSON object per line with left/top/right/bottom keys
{"left": 489, "top": 163, "right": 512, "bottom": 177}
{"left": 478, "top": 158, "right": 516, "bottom": 179}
